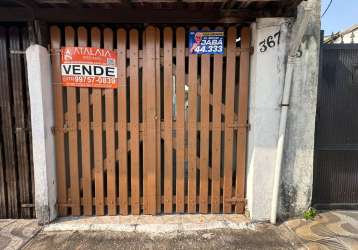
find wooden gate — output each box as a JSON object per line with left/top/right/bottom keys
{"left": 0, "top": 25, "right": 34, "bottom": 219}
{"left": 50, "top": 25, "right": 250, "bottom": 216}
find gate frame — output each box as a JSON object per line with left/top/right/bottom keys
{"left": 0, "top": 24, "right": 36, "bottom": 219}
{"left": 313, "top": 42, "right": 358, "bottom": 210}
{"left": 47, "top": 24, "right": 251, "bottom": 217}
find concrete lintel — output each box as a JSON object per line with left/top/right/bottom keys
{"left": 26, "top": 44, "right": 57, "bottom": 225}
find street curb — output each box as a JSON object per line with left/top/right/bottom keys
{"left": 44, "top": 220, "right": 256, "bottom": 234}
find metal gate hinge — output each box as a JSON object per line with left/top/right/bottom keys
{"left": 49, "top": 48, "right": 62, "bottom": 55}
{"left": 228, "top": 123, "right": 251, "bottom": 130}
{"left": 10, "top": 50, "right": 25, "bottom": 55}
{"left": 225, "top": 197, "right": 247, "bottom": 204}
{"left": 21, "top": 203, "right": 34, "bottom": 208}
{"left": 51, "top": 124, "right": 72, "bottom": 134}
{"left": 15, "top": 127, "right": 29, "bottom": 133}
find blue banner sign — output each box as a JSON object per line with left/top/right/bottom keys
{"left": 189, "top": 30, "right": 224, "bottom": 55}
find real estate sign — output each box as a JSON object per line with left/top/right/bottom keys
{"left": 61, "top": 47, "right": 118, "bottom": 88}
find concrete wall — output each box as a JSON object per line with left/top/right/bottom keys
{"left": 279, "top": 0, "right": 321, "bottom": 219}
{"left": 247, "top": 18, "right": 291, "bottom": 220}
{"left": 247, "top": 0, "right": 320, "bottom": 220}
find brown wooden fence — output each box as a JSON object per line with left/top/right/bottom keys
{"left": 0, "top": 25, "right": 34, "bottom": 219}
{"left": 50, "top": 25, "right": 250, "bottom": 216}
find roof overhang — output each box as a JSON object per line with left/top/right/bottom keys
{"left": 0, "top": 0, "right": 305, "bottom": 23}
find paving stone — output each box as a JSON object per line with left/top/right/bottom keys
{"left": 0, "top": 219, "right": 41, "bottom": 250}
{"left": 285, "top": 211, "right": 358, "bottom": 250}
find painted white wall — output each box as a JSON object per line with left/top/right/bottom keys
{"left": 246, "top": 18, "right": 291, "bottom": 220}
{"left": 247, "top": 0, "right": 320, "bottom": 221}
{"left": 26, "top": 45, "right": 57, "bottom": 224}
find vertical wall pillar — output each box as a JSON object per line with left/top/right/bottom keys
{"left": 26, "top": 45, "right": 57, "bottom": 224}
{"left": 280, "top": 0, "right": 321, "bottom": 219}
{"left": 246, "top": 18, "right": 291, "bottom": 220}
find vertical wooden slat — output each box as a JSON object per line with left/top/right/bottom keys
{"left": 175, "top": 27, "right": 185, "bottom": 213}
{"left": 91, "top": 27, "right": 105, "bottom": 215}
{"left": 199, "top": 27, "right": 210, "bottom": 214}
{"left": 129, "top": 29, "right": 140, "bottom": 215}
{"left": 104, "top": 28, "right": 116, "bottom": 215}
{"left": 223, "top": 26, "right": 237, "bottom": 213}
{"left": 143, "top": 26, "right": 157, "bottom": 215}
{"left": 0, "top": 27, "right": 18, "bottom": 218}
{"left": 188, "top": 27, "right": 198, "bottom": 213}
{"left": 163, "top": 27, "right": 173, "bottom": 214}
{"left": 235, "top": 27, "right": 250, "bottom": 213}
{"left": 211, "top": 27, "right": 224, "bottom": 213}
{"left": 65, "top": 26, "right": 81, "bottom": 216}
{"left": 78, "top": 26, "right": 92, "bottom": 216}
{"left": 9, "top": 26, "right": 31, "bottom": 218}
{"left": 117, "top": 28, "right": 128, "bottom": 215}
{"left": 0, "top": 29, "right": 17, "bottom": 218}
{"left": 0, "top": 142, "right": 6, "bottom": 218}
{"left": 155, "top": 27, "right": 162, "bottom": 214}
{"left": 21, "top": 27, "right": 35, "bottom": 217}
{"left": 142, "top": 29, "right": 148, "bottom": 214}
{"left": 50, "top": 26, "right": 67, "bottom": 216}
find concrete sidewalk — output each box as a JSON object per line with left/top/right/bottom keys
{"left": 2, "top": 211, "right": 358, "bottom": 250}
{"left": 21, "top": 214, "right": 303, "bottom": 250}
{"left": 43, "top": 214, "right": 254, "bottom": 233}
{"left": 23, "top": 223, "right": 300, "bottom": 250}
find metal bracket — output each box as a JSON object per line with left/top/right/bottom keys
{"left": 49, "top": 48, "right": 62, "bottom": 54}
{"left": 51, "top": 126, "right": 56, "bottom": 135}
{"left": 21, "top": 203, "right": 34, "bottom": 208}
{"left": 10, "top": 50, "right": 26, "bottom": 55}
{"left": 228, "top": 123, "right": 251, "bottom": 130}
{"left": 51, "top": 124, "right": 74, "bottom": 134}
{"left": 247, "top": 123, "right": 251, "bottom": 130}
{"left": 57, "top": 202, "right": 73, "bottom": 208}
{"left": 225, "top": 197, "right": 247, "bottom": 204}
{"left": 15, "top": 127, "right": 29, "bottom": 133}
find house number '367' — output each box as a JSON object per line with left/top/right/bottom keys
{"left": 259, "top": 31, "right": 281, "bottom": 53}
